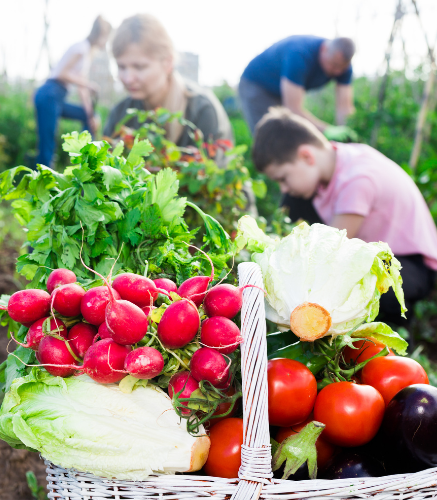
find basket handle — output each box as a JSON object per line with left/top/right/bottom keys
{"left": 231, "top": 262, "right": 272, "bottom": 500}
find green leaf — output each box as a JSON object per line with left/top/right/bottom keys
{"left": 118, "top": 207, "right": 143, "bottom": 245}
{"left": 251, "top": 179, "right": 267, "bottom": 199}
{"left": 226, "top": 144, "right": 247, "bottom": 157}
{"left": 186, "top": 201, "right": 231, "bottom": 251}
{"left": 72, "top": 165, "right": 94, "bottom": 184}
{"left": 82, "top": 183, "right": 104, "bottom": 203}
{"left": 0, "top": 166, "right": 34, "bottom": 197}
{"left": 186, "top": 388, "right": 221, "bottom": 411}
{"left": 351, "top": 322, "right": 408, "bottom": 356}
{"left": 272, "top": 421, "right": 325, "bottom": 480}
{"left": 188, "top": 177, "right": 202, "bottom": 194}
{"left": 140, "top": 204, "right": 162, "bottom": 237}
{"left": 126, "top": 139, "right": 153, "bottom": 166}
{"left": 11, "top": 199, "right": 33, "bottom": 225}
{"left": 112, "top": 140, "right": 124, "bottom": 157}
{"left": 147, "top": 169, "right": 186, "bottom": 224}
{"left": 100, "top": 165, "right": 126, "bottom": 191}
{"left": 5, "top": 346, "right": 36, "bottom": 393}
{"left": 62, "top": 131, "right": 93, "bottom": 155}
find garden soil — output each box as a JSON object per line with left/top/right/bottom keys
{"left": 0, "top": 326, "right": 49, "bottom": 500}
{"left": 0, "top": 236, "right": 49, "bottom": 500}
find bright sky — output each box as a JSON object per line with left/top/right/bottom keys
{"left": 1, "top": 0, "right": 436, "bottom": 87}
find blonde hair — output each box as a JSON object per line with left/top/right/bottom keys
{"left": 112, "top": 14, "right": 175, "bottom": 60}
{"left": 87, "top": 16, "right": 112, "bottom": 46}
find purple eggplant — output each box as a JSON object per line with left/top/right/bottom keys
{"left": 321, "top": 450, "right": 385, "bottom": 480}
{"left": 382, "top": 384, "right": 437, "bottom": 471}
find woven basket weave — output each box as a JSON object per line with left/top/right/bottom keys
{"left": 44, "top": 262, "right": 437, "bottom": 499}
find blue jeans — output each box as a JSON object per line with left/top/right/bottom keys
{"left": 34, "top": 79, "right": 90, "bottom": 168}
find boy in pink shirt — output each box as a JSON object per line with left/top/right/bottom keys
{"left": 252, "top": 107, "right": 437, "bottom": 325}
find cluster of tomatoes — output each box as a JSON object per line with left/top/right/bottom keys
{"left": 203, "top": 338, "right": 432, "bottom": 480}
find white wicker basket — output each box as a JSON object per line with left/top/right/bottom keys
{"left": 44, "top": 262, "right": 437, "bottom": 499}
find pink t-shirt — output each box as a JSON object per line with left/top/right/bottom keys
{"left": 313, "top": 142, "right": 437, "bottom": 270}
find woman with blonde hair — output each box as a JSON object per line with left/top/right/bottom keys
{"left": 103, "top": 14, "right": 233, "bottom": 148}
{"left": 34, "top": 15, "right": 112, "bottom": 167}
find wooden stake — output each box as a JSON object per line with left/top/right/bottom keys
{"left": 409, "top": 64, "right": 436, "bottom": 170}
{"left": 409, "top": 0, "right": 436, "bottom": 170}
{"left": 371, "top": 0, "right": 405, "bottom": 147}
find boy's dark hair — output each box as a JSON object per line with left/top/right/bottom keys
{"left": 252, "top": 107, "right": 327, "bottom": 171}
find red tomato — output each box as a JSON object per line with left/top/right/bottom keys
{"left": 207, "top": 386, "right": 239, "bottom": 428}
{"left": 342, "top": 338, "right": 394, "bottom": 365}
{"left": 276, "top": 418, "right": 337, "bottom": 470}
{"left": 314, "top": 382, "right": 385, "bottom": 447}
{"left": 361, "top": 356, "right": 429, "bottom": 406}
{"left": 267, "top": 359, "right": 317, "bottom": 427}
{"left": 203, "top": 418, "right": 243, "bottom": 478}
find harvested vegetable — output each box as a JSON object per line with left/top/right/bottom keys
{"left": 289, "top": 302, "right": 332, "bottom": 341}
{"left": 0, "top": 369, "right": 210, "bottom": 479}
{"left": 236, "top": 216, "right": 406, "bottom": 338}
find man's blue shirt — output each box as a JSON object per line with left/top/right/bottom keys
{"left": 242, "top": 35, "right": 353, "bottom": 96}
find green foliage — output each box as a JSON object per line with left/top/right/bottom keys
{"left": 0, "top": 131, "right": 233, "bottom": 293}
{"left": 0, "top": 81, "right": 110, "bottom": 172}
{"left": 26, "top": 471, "right": 48, "bottom": 500}
{"left": 109, "top": 108, "right": 266, "bottom": 237}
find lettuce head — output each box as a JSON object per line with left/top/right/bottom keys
{"left": 236, "top": 216, "right": 406, "bottom": 336}
{"left": 0, "top": 369, "right": 209, "bottom": 480}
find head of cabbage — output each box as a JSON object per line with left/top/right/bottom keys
{"left": 236, "top": 216, "right": 406, "bottom": 337}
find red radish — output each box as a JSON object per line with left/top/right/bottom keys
{"left": 112, "top": 273, "right": 168, "bottom": 308}
{"left": 158, "top": 300, "right": 200, "bottom": 349}
{"left": 141, "top": 305, "right": 156, "bottom": 316}
{"left": 200, "top": 317, "right": 243, "bottom": 354}
{"left": 98, "top": 322, "right": 111, "bottom": 340}
{"left": 190, "top": 347, "right": 230, "bottom": 388}
{"left": 177, "top": 244, "right": 215, "bottom": 306}
{"left": 46, "top": 339, "right": 131, "bottom": 383}
{"left": 177, "top": 276, "right": 211, "bottom": 307}
{"left": 80, "top": 286, "right": 121, "bottom": 325}
{"left": 168, "top": 371, "right": 200, "bottom": 414}
{"left": 52, "top": 283, "right": 86, "bottom": 317}
{"left": 7, "top": 289, "right": 51, "bottom": 326}
{"left": 67, "top": 323, "right": 97, "bottom": 358}
{"left": 38, "top": 336, "right": 79, "bottom": 377}
{"left": 105, "top": 299, "right": 149, "bottom": 345}
{"left": 124, "top": 347, "right": 164, "bottom": 379}
{"left": 13, "top": 316, "right": 67, "bottom": 351}
{"left": 153, "top": 278, "right": 177, "bottom": 294}
{"left": 77, "top": 260, "right": 151, "bottom": 347}
{"left": 81, "top": 339, "right": 131, "bottom": 383}
{"left": 46, "top": 269, "right": 77, "bottom": 294}
{"left": 208, "top": 386, "right": 239, "bottom": 427}
{"left": 204, "top": 284, "right": 243, "bottom": 319}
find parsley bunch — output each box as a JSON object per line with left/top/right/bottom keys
{"left": 0, "top": 131, "right": 233, "bottom": 289}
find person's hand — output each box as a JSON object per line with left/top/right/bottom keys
{"left": 88, "top": 115, "right": 100, "bottom": 136}
{"left": 88, "top": 81, "right": 100, "bottom": 93}
{"left": 323, "top": 125, "right": 358, "bottom": 143}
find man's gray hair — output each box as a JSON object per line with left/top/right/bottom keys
{"left": 327, "top": 37, "right": 356, "bottom": 62}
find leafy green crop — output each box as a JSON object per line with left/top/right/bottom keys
{"left": 0, "top": 131, "right": 233, "bottom": 290}
{"left": 107, "top": 108, "right": 265, "bottom": 237}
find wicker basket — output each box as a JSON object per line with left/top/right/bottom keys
{"left": 44, "top": 262, "right": 437, "bottom": 499}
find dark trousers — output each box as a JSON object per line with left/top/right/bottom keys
{"left": 239, "top": 77, "right": 318, "bottom": 223}
{"left": 378, "top": 254, "right": 435, "bottom": 326}
{"left": 34, "top": 79, "right": 90, "bottom": 168}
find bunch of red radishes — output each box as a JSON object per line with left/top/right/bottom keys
{"left": 3, "top": 266, "right": 246, "bottom": 409}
